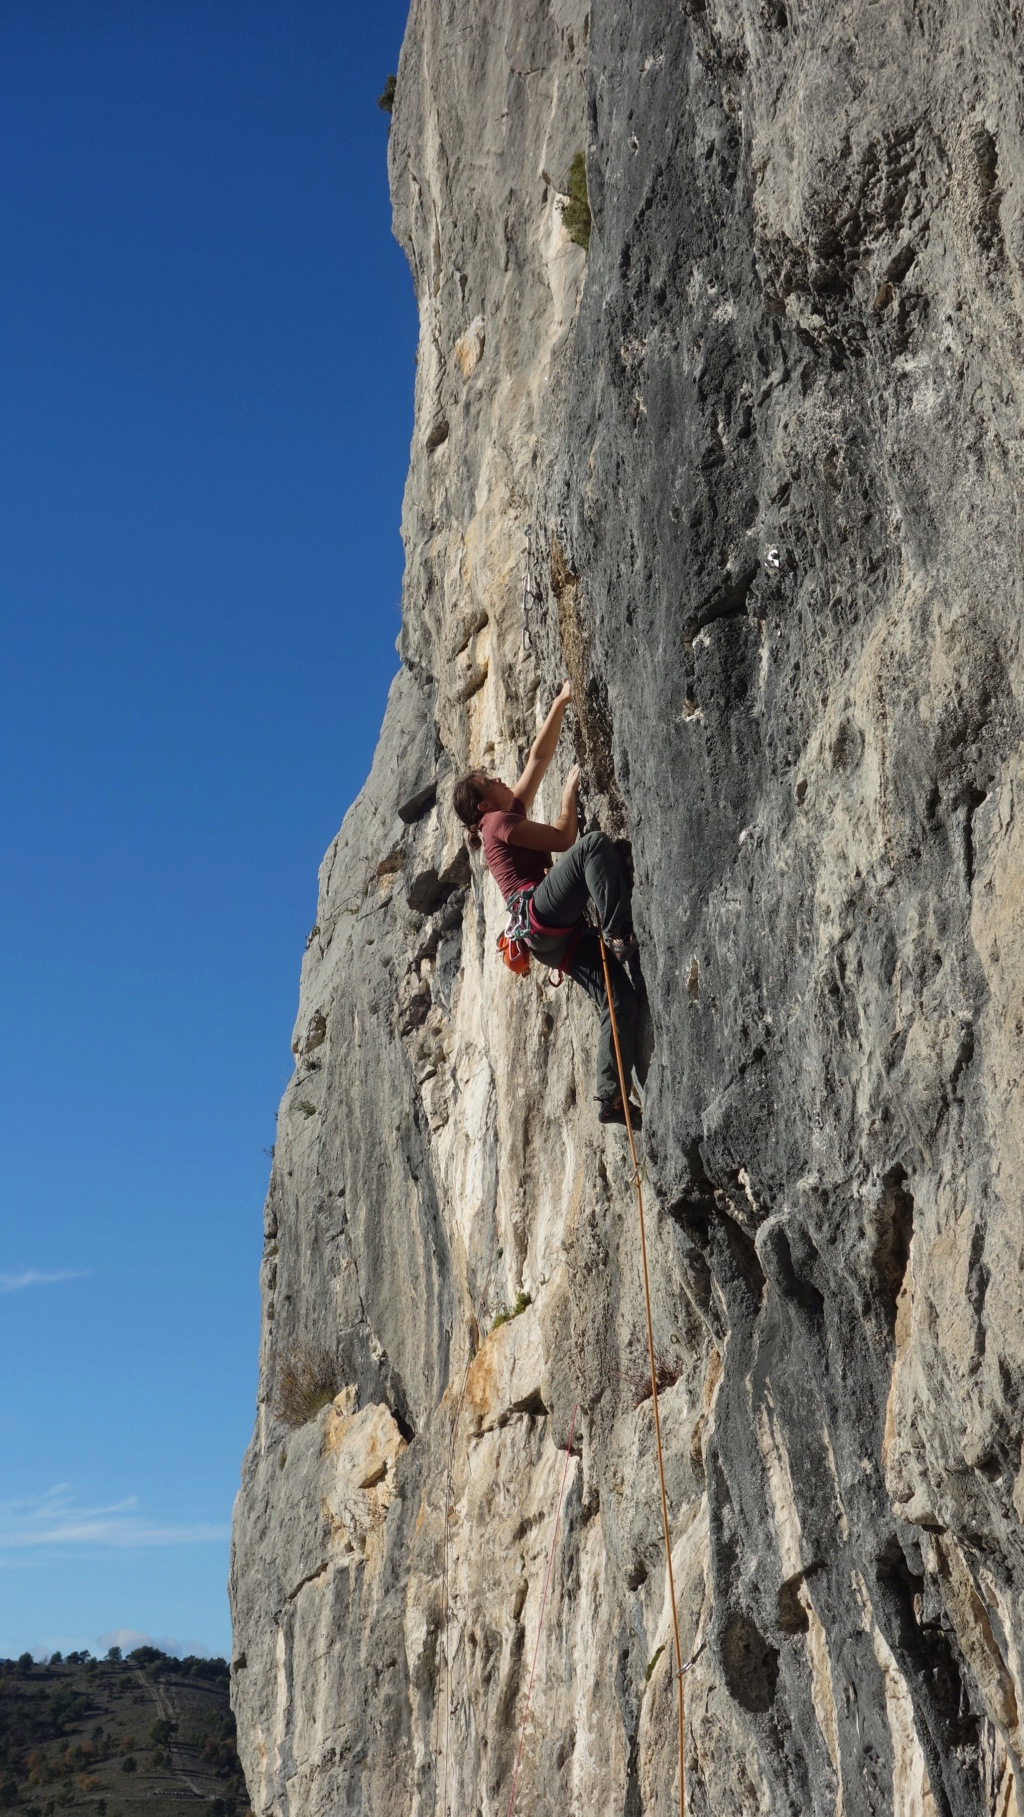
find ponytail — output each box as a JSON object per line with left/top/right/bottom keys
{"left": 452, "top": 771, "right": 490, "bottom": 849}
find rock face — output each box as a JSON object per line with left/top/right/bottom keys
{"left": 230, "top": 4, "right": 1024, "bottom": 1815}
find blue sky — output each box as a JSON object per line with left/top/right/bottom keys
{"left": 0, "top": 0, "right": 415, "bottom": 1659}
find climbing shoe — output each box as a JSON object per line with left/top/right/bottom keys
{"left": 606, "top": 930, "right": 638, "bottom": 962}
{"left": 598, "top": 1095, "right": 643, "bottom": 1130}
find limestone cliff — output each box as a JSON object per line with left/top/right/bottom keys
{"left": 230, "top": 4, "right": 1024, "bottom": 1814}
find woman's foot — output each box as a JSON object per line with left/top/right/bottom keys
{"left": 606, "top": 930, "right": 638, "bottom": 961}
{"left": 598, "top": 1094, "right": 643, "bottom": 1129}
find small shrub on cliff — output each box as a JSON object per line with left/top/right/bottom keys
{"left": 628, "top": 1348, "right": 683, "bottom": 1410}
{"left": 377, "top": 74, "right": 397, "bottom": 114}
{"left": 491, "top": 1289, "right": 531, "bottom": 1333}
{"left": 561, "top": 151, "right": 591, "bottom": 252}
{"left": 607, "top": 1340, "right": 685, "bottom": 1409}
{"left": 274, "top": 1345, "right": 339, "bottom": 1427}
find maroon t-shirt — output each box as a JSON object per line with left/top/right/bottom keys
{"left": 480, "top": 799, "right": 551, "bottom": 904}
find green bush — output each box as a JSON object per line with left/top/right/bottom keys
{"left": 561, "top": 151, "right": 591, "bottom": 252}
{"left": 491, "top": 1289, "right": 531, "bottom": 1333}
{"left": 377, "top": 74, "right": 397, "bottom": 114}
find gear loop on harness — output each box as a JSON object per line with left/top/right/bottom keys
{"left": 497, "top": 885, "right": 586, "bottom": 986}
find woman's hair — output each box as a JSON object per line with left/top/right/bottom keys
{"left": 452, "top": 770, "right": 491, "bottom": 848}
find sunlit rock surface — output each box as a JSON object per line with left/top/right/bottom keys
{"left": 231, "top": 3, "right": 1024, "bottom": 1813}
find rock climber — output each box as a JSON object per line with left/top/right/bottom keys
{"left": 452, "top": 681, "right": 641, "bottom": 1128}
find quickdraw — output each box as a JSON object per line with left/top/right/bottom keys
{"left": 520, "top": 529, "right": 538, "bottom": 654}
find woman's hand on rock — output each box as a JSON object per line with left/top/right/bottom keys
{"left": 556, "top": 679, "right": 572, "bottom": 705}
{"left": 562, "top": 763, "right": 581, "bottom": 802}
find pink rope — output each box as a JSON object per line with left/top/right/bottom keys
{"left": 505, "top": 1402, "right": 580, "bottom": 1817}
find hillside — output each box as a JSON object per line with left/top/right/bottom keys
{"left": 0, "top": 1650, "right": 249, "bottom": 1816}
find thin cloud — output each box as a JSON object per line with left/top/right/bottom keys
{"left": 0, "top": 1270, "right": 87, "bottom": 1294}
{"left": 0, "top": 1488, "right": 228, "bottom": 1552}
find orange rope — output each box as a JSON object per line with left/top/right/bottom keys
{"left": 599, "top": 933, "right": 686, "bottom": 1817}
{"left": 506, "top": 1401, "right": 579, "bottom": 1817}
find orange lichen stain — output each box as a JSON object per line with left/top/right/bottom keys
{"left": 465, "top": 1336, "right": 501, "bottom": 1430}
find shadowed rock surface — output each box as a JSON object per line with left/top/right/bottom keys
{"left": 230, "top": 4, "right": 1024, "bottom": 1814}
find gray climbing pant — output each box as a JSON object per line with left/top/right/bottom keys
{"left": 530, "top": 831, "right": 637, "bottom": 1103}
{"left": 532, "top": 828, "right": 632, "bottom": 938}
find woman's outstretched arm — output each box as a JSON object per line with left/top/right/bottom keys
{"left": 508, "top": 766, "right": 580, "bottom": 852}
{"left": 513, "top": 681, "right": 572, "bottom": 808}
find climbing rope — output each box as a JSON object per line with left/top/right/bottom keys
{"left": 506, "top": 1401, "right": 579, "bottom": 1817}
{"left": 599, "top": 932, "right": 687, "bottom": 1817}
{"left": 433, "top": 937, "right": 687, "bottom": 1817}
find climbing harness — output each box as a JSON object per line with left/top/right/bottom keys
{"left": 505, "top": 1401, "right": 579, "bottom": 1817}
{"left": 599, "top": 932, "right": 687, "bottom": 1817}
{"left": 496, "top": 887, "right": 587, "bottom": 985}
{"left": 520, "top": 529, "right": 538, "bottom": 654}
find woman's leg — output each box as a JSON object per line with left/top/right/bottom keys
{"left": 533, "top": 830, "right": 632, "bottom": 936}
{"left": 564, "top": 931, "right": 637, "bottom": 1103}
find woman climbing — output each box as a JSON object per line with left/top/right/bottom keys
{"left": 452, "top": 682, "right": 641, "bottom": 1127}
